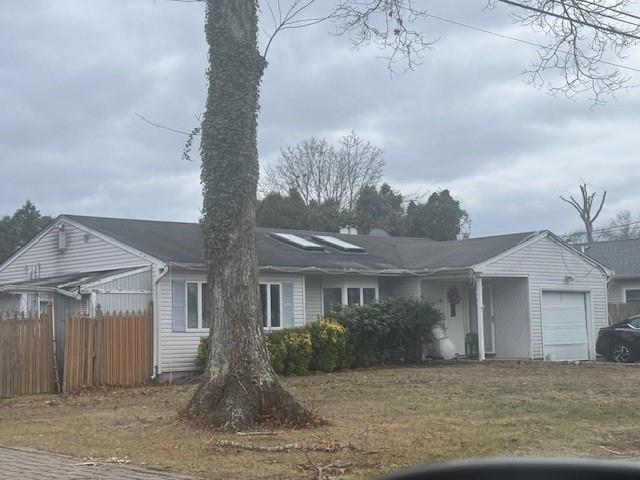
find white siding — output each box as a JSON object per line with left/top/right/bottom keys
{"left": 421, "top": 280, "right": 446, "bottom": 309}
{"left": 608, "top": 279, "right": 640, "bottom": 304}
{"left": 91, "top": 269, "right": 153, "bottom": 313}
{"left": 379, "top": 277, "right": 421, "bottom": 300}
{"left": 0, "top": 221, "right": 150, "bottom": 283}
{"left": 480, "top": 235, "right": 608, "bottom": 360}
{"left": 304, "top": 275, "right": 323, "bottom": 323}
{"left": 157, "top": 271, "right": 304, "bottom": 374}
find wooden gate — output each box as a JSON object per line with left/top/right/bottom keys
{"left": 63, "top": 310, "right": 152, "bottom": 393}
{"left": 0, "top": 314, "right": 55, "bottom": 398}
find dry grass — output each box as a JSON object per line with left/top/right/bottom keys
{"left": 1, "top": 362, "right": 640, "bottom": 479}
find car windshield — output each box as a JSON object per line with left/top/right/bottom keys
{"left": 3, "top": 1, "right": 640, "bottom": 479}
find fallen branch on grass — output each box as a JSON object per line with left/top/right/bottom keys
{"left": 216, "top": 439, "right": 353, "bottom": 453}
{"left": 236, "top": 431, "right": 278, "bottom": 436}
{"left": 600, "top": 445, "right": 626, "bottom": 455}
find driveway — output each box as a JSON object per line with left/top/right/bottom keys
{"left": 0, "top": 445, "right": 198, "bottom": 480}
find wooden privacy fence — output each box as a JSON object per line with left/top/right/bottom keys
{"left": 0, "top": 314, "right": 55, "bottom": 398}
{"left": 609, "top": 302, "right": 640, "bottom": 325}
{"left": 63, "top": 310, "right": 152, "bottom": 393}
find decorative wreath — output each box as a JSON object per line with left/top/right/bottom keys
{"left": 447, "top": 286, "right": 461, "bottom": 305}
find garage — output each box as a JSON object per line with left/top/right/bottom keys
{"left": 541, "top": 291, "right": 590, "bottom": 361}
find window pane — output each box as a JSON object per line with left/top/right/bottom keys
{"left": 363, "top": 288, "right": 376, "bottom": 305}
{"left": 187, "top": 283, "right": 199, "bottom": 329}
{"left": 202, "top": 283, "right": 210, "bottom": 329}
{"left": 347, "top": 288, "right": 361, "bottom": 306}
{"left": 626, "top": 289, "right": 640, "bottom": 303}
{"left": 270, "top": 284, "right": 281, "bottom": 328}
{"left": 260, "top": 284, "right": 268, "bottom": 327}
{"left": 323, "top": 288, "right": 342, "bottom": 313}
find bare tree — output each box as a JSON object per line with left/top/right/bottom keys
{"left": 496, "top": 1, "right": 640, "bottom": 103}
{"left": 263, "top": 132, "right": 384, "bottom": 211}
{"left": 172, "top": 0, "right": 640, "bottom": 430}
{"left": 560, "top": 183, "right": 607, "bottom": 243}
{"left": 598, "top": 210, "right": 640, "bottom": 240}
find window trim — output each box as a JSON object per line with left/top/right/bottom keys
{"left": 185, "top": 281, "right": 209, "bottom": 332}
{"left": 260, "top": 282, "right": 283, "bottom": 330}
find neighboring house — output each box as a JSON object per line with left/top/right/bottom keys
{"left": 0, "top": 214, "right": 611, "bottom": 380}
{"left": 580, "top": 238, "right": 640, "bottom": 305}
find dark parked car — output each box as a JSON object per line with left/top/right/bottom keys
{"left": 596, "top": 315, "right": 640, "bottom": 363}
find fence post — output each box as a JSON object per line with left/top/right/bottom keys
{"left": 93, "top": 306, "right": 103, "bottom": 386}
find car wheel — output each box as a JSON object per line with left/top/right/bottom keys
{"left": 611, "top": 343, "right": 634, "bottom": 363}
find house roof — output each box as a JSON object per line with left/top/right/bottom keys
{"left": 579, "top": 238, "right": 640, "bottom": 278}
{"left": 60, "top": 214, "right": 540, "bottom": 274}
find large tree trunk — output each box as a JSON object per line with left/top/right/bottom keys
{"left": 186, "top": 0, "right": 311, "bottom": 431}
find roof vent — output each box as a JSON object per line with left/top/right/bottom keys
{"left": 311, "top": 235, "right": 365, "bottom": 253}
{"left": 271, "top": 233, "right": 324, "bottom": 251}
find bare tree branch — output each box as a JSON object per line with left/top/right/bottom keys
{"left": 492, "top": 0, "right": 640, "bottom": 104}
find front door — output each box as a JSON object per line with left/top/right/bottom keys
{"left": 444, "top": 285, "right": 466, "bottom": 355}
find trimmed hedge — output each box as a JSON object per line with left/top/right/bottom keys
{"left": 324, "top": 297, "right": 443, "bottom": 367}
{"left": 195, "top": 298, "right": 443, "bottom": 375}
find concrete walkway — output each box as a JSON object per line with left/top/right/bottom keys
{"left": 0, "top": 445, "right": 199, "bottom": 480}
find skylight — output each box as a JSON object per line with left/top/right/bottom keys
{"left": 311, "top": 235, "right": 365, "bottom": 253}
{"left": 271, "top": 233, "right": 324, "bottom": 251}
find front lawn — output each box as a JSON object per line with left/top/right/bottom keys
{"left": 1, "top": 362, "right": 639, "bottom": 479}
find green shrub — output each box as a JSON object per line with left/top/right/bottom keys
{"left": 195, "top": 298, "right": 441, "bottom": 376}
{"left": 266, "top": 329, "right": 312, "bottom": 375}
{"left": 196, "top": 335, "right": 210, "bottom": 371}
{"left": 308, "top": 320, "right": 352, "bottom": 372}
{"left": 324, "top": 298, "right": 443, "bottom": 367}
{"left": 281, "top": 330, "right": 313, "bottom": 375}
{"left": 266, "top": 332, "right": 287, "bottom": 374}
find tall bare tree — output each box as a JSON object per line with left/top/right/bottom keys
{"left": 560, "top": 183, "right": 607, "bottom": 243}
{"left": 178, "top": 0, "right": 640, "bottom": 429}
{"left": 263, "top": 132, "right": 384, "bottom": 211}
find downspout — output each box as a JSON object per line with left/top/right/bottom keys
{"left": 151, "top": 262, "right": 170, "bottom": 381}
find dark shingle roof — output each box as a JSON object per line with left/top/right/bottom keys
{"left": 580, "top": 238, "right": 640, "bottom": 277}
{"left": 62, "top": 214, "right": 538, "bottom": 273}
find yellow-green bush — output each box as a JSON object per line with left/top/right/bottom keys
{"left": 267, "top": 329, "right": 312, "bottom": 375}
{"left": 309, "top": 320, "right": 352, "bottom": 372}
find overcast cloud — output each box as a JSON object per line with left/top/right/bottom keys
{"left": 1, "top": 0, "right": 639, "bottom": 236}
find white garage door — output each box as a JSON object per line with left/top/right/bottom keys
{"left": 541, "top": 292, "right": 589, "bottom": 361}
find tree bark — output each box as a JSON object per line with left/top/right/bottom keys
{"left": 186, "top": 0, "right": 311, "bottom": 431}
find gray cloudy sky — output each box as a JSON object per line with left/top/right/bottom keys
{"left": 1, "top": 1, "right": 639, "bottom": 236}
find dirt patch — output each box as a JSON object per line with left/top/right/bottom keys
{"left": 1, "top": 362, "right": 639, "bottom": 479}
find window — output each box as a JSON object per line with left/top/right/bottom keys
{"left": 311, "top": 235, "right": 365, "bottom": 252}
{"left": 363, "top": 288, "right": 376, "bottom": 305}
{"left": 347, "top": 287, "right": 361, "bottom": 306}
{"left": 626, "top": 289, "right": 640, "bottom": 303}
{"left": 260, "top": 283, "right": 281, "bottom": 328}
{"left": 323, "top": 288, "right": 342, "bottom": 313}
{"left": 324, "top": 286, "right": 378, "bottom": 312}
{"left": 186, "top": 282, "right": 209, "bottom": 330}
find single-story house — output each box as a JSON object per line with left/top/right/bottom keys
{"left": 579, "top": 238, "right": 640, "bottom": 304}
{"left": 0, "top": 214, "right": 611, "bottom": 380}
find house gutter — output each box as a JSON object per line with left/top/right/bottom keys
{"left": 151, "top": 263, "right": 170, "bottom": 381}
{"left": 0, "top": 285, "right": 81, "bottom": 300}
